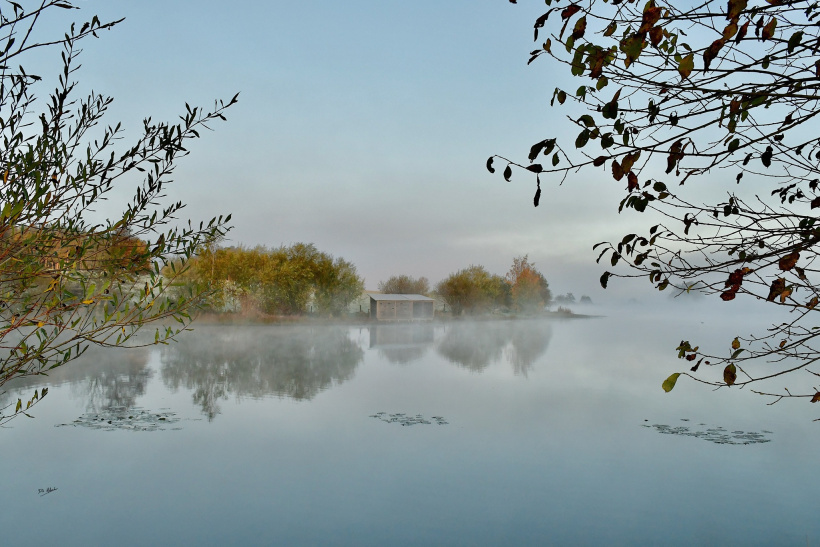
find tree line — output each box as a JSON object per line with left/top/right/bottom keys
{"left": 174, "top": 243, "right": 364, "bottom": 317}
{"left": 382, "top": 255, "right": 553, "bottom": 316}
{"left": 176, "top": 247, "right": 556, "bottom": 318}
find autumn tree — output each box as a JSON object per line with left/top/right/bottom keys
{"left": 506, "top": 255, "right": 551, "bottom": 312}
{"left": 491, "top": 0, "right": 820, "bottom": 406}
{"left": 0, "top": 1, "right": 235, "bottom": 423}
{"left": 378, "top": 275, "right": 431, "bottom": 295}
{"left": 181, "top": 243, "right": 363, "bottom": 317}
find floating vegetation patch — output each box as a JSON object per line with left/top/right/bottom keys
{"left": 55, "top": 407, "right": 183, "bottom": 431}
{"left": 642, "top": 420, "right": 772, "bottom": 445}
{"left": 370, "top": 412, "right": 448, "bottom": 426}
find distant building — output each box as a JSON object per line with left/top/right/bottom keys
{"left": 369, "top": 294, "right": 435, "bottom": 321}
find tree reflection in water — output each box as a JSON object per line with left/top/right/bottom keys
{"left": 436, "top": 320, "right": 552, "bottom": 375}
{"left": 72, "top": 349, "right": 153, "bottom": 412}
{"left": 0, "top": 344, "right": 152, "bottom": 413}
{"left": 161, "top": 326, "right": 364, "bottom": 420}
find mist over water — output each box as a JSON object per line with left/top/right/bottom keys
{"left": 2, "top": 309, "right": 819, "bottom": 545}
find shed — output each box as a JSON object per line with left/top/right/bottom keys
{"left": 369, "top": 294, "right": 435, "bottom": 321}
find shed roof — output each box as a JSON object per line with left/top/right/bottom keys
{"left": 370, "top": 294, "right": 434, "bottom": 302}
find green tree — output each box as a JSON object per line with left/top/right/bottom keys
{"left": 313, "top": 256, "right": 365, "bottom": 316}
{"left": 492, "top": 0, "right": 820, "bottom": 404}
{"left": 0, "top": 2, "right": 235, "bottom": 422}
{"left": 181, "top": 243, "right": 363, "bottom": 317}
{"left": 436, "top": 265, "right": 509, "bottom": 315}
{"left": 378, "top": 275, "right": 431, "bottom": 295}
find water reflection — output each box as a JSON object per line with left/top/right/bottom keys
{"left": 369, "top": 324, "right": 435, "bottom": 365}
{"left": 436, "top": 320, "right": 552, "bottom": 376}
{"left": 0, "top": 344, "right": 152, "bottom": 414}
{"left": 161, "top": 326, "right": 364, "bottom": 420}
{"left": 2, "top": 320, "right": 554, "bottom": 422}
{"left": 71, "top": 348, "right": 153, "bottom": 413}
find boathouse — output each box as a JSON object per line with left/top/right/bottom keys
{"left": 369, "top": 294, "right": 435, "bottom": 321}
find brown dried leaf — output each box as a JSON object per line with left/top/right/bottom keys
{"left": 761, "top": 17, "right": 777, "bottom": 41}
{"left": 724, "top": 363, "right": 737, "bottom": 386}
{"left": 639, "top": 6, "right": 662, "bottom": 33}
{"left": 571, "top": 16, "right": 587, "bottom": 40}
{"left": 727, "top": 0, "right": 748, "bottom": 20}
{"left": 808, "top": 296, "right": 819, "bottom": 309}
{"left": 812, "top": 392, "right": 820, "bottom": 403}
{"left": 778, "top": 251, "right": 800, "bottom": 271}
{"left": 621, "top": 151, "right": 640, "bottom": 173}
{"left": 649, "top": 26, "right": 663, "bottom": 47}
{"left": 767, "top": 278, "right": 786, "bottom": 302}
{"left": 677, "top": 53, "right": 694, "bottom": 79}
{"left": 612, "top": 160, "right": 624, "bottom": 181}
{"left": 732, "top": 337, "right": 740, "bottom": 350}
{"left": 722, "top": 21, "right": 738, "bottom": 40}
{"left": 735, "top": 20, "right": 749, "bottom": 43}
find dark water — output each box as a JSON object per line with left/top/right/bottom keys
{"left": 2, "top": 309, "right": 819, "bottom": 545}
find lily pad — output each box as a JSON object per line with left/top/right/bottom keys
{"left": 55, "top": 406, "right": 182, "bottom": 431}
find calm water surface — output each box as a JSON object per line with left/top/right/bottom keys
{"left": 2, "top": 306, "right": 819, "bottom": 545}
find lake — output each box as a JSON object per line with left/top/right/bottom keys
{"left": 2, "top": 305, "right": 819, "bottom": 545}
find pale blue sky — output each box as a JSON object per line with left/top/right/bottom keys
{"left": 37, "top": 1, "right": 643, "bottom": 297}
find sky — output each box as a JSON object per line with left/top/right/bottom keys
{"left": 29, "top": 0, "right": 659, "bottom": 298}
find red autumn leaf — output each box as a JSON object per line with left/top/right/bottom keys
{"left": 627, "top": 171, "right": 639, "bottom": 191}
{"left": 720, "top": 289, "right": 738, "bottom": 301}
{"left": 725, "top": 268, "right": 744, "bottom": 287}
{"left": 702, "top": 39, "right": 725, "bottom": 72}
{"left": 561, "top": 4, "right": 581, "bottom": 20}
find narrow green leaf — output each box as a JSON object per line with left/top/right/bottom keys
{"left": 662, "top": 373, "right": 681, "bottom": 393}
